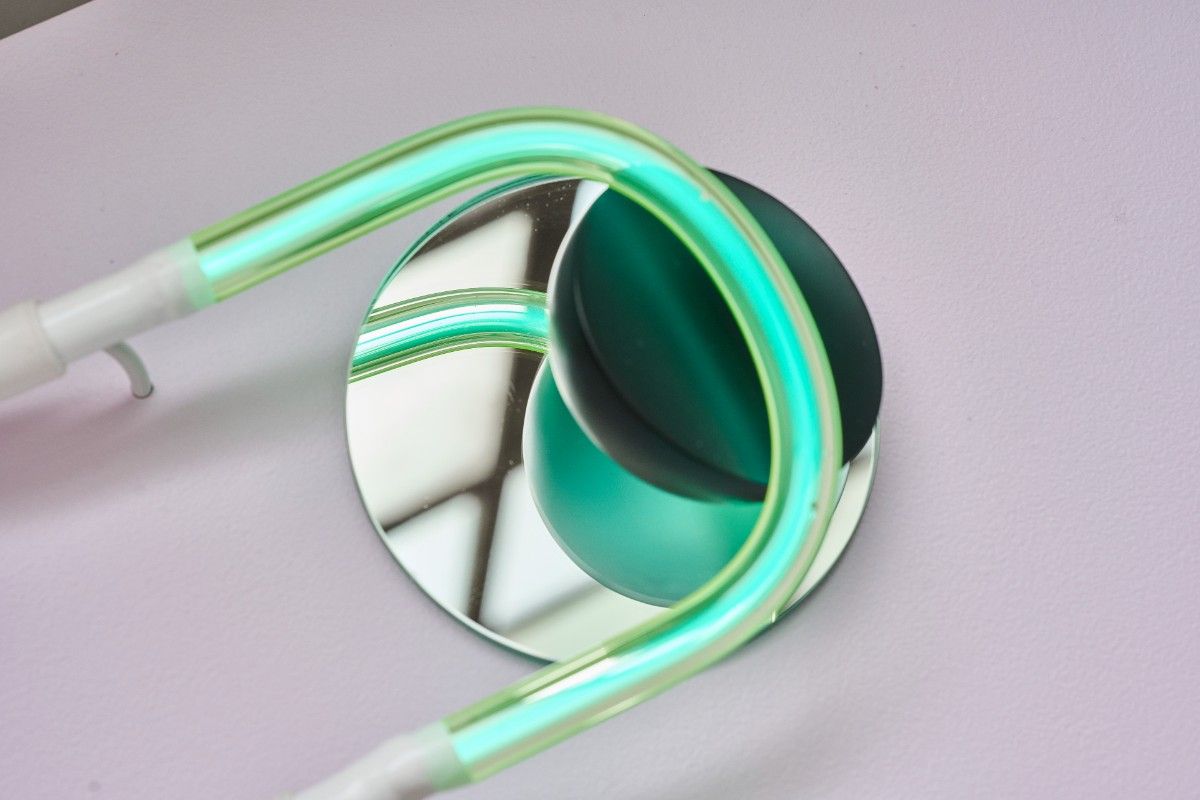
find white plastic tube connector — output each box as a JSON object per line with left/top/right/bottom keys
{"left": 0, "top": 240, "right": 213, "bottom": 400}
{"left": 289, "top": 724, "right": 466, "bottom": 800}
{"left": 0, "top": 300, "right": 66, "bottom": 398}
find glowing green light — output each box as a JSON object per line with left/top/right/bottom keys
{"left": 188, "top": 108, "right": 842, "bottom": 786}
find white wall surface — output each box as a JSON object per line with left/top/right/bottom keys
{"left": 1, "top": 2, "right": 1197, "bottom": 797}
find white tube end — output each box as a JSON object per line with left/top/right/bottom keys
{"left": 0, "top": 300, "right": 66, "bottom": 400}
{"left": 0, "top": 239, "right": 210, "bottom": 403}
{"left": 289, "top": 723, "right": 466, "bottom": 800}
{"left": 38, "top": 239, "right": 209, "bottom": 363}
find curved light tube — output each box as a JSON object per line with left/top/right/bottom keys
{"left": 351, "top": 288, "right": 549, "bottom": 381}
{"left": 192, "top": 108, "right": 843, "bottom": 788}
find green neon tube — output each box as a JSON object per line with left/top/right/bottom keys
{"left": 350, "top": 288, "right": 548, "bottom": 381}
{"left": 189, "top": 108, "right": 843, "bottom": 787}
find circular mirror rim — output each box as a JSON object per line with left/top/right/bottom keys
{"left": 345, "top": 177, "right": 878, "bottom": 662}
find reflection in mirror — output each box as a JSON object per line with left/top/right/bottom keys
{"left": 345, "top": 178, "right": 876, "bottom": 661}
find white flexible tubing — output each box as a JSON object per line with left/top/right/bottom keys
{"left": 287, "top": 723, "right": 466, "bottom": 800}
{"left": 0, "top": 240, "right": 212, "bottom": 400}
{"left": 37, "top": 239, "right": 213, "bottom": 360}
{"left": 0, "top": 300, "right": 65, "bottom": 398}
{"left": 103, "top": 342, "right": 155, "bottom": 398}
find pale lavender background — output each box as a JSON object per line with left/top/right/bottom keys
{"left": 1, "top": 2, "right": 1198, "bottom": 798}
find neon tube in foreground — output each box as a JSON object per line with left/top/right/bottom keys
{"left": 0, "top": 109, "right": 842, "bottom": 798}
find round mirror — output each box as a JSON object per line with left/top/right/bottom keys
{"left": 345, "top": 177, "right": 878, "bottom": 661}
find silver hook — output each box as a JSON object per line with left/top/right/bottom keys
{"left": 103, "top": 342, "right": 154, "bottom": 399}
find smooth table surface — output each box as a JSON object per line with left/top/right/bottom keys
{"left": 2, "top": 2, "right": 1198, "bottom": 797}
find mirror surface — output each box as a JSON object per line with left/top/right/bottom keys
{"left": 345, "top": 177, "right": 877, "bottom": 661}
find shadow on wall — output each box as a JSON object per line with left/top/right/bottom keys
{"left": 0, "top": 343, "right": 350, "bottom": 527}
{"left": 0, "top": 0, "right": 91, "bottom": 39}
